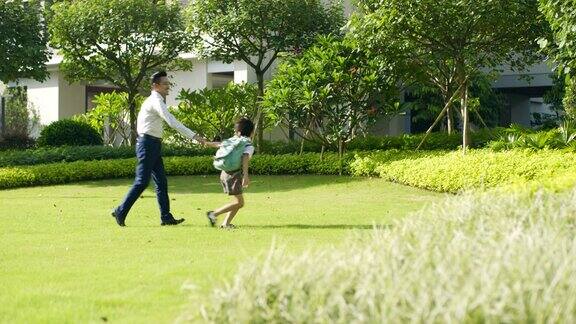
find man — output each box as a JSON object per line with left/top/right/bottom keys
{"left": 111, "top": 71, "right": 207, "bottom": 227}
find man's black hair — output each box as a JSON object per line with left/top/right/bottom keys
{"left": 234, "top": 117, "right": 255, "bottom": 137}
{"left": 151, "top": 71, "right": 168, "bottom": 85}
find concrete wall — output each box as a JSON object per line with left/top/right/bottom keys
{"left": 58, "top": 77, "right": 85, "bottom": 119}
{"left": 508, "top": 93, "right": 531, "bottom": 127}
{"left": 20, "top": 71, "right": 60, "bottom": 127}
{"left": 492, "top": 62, "right": 553, "bottom": 89}
{"left": 166, "top": 59, "right": 209, "bottom": 107}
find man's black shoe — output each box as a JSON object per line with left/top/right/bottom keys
{"left": 111, "top": 210, "right": 126, "bottom": 227}
{"left": 161, "top": 218, "right": 185, "bottom": 226}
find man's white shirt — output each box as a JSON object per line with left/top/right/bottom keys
{"left": 136, "top": 91, "right": 197, "bottom": 140}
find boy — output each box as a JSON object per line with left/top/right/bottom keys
{"left": 205, "top": 118, "right": 255, "bottom": 229}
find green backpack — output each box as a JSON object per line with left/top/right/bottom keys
{"left": 213, "top": 136, "right": 252, "bottom": 172}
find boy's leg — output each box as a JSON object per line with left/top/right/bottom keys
{"left": 221, "top": 194, "right": 244, "bottom": 226}
{"left": 213, "top": 194, "right": 244, "bottom": 217}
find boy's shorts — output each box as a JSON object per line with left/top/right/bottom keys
{"left": 220, "top": 170, "right": 243, "bottom": 195}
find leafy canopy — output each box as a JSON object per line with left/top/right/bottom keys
{"left": 264, "top": 36, "right": 401, "bottom": 152}
{"left": 49, "top": 0, "right": 194, "bottom": 91}
{"left": 539, "top": 0, "right": 576, "bottom": 76}
{"left": 0, "top": 0, "right": 49, "bottom": 83}
{"left": 49, "top": 0, "right": 196, "bottom": 143}
{"left": 168, "top": 83, "right": 261, "bottom": 144}
{"left": 185, "top": 0, "right": 344, "bottom": 72}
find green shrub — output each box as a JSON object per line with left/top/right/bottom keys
{"left": 350, "top": 149, "right": 576, "bottom": 193}
{"left": 4, "top": 149, "right": 576, "bottom": 191}
{"left": 193, "top": 188, "right": 576, "bottom": 323}
{"left": 167, "top": 83, "right": 260, "bottom": 144}
{"left": 488, "top": 122, "right": 576, "bottom": 151}
{"left": 37, "top": 119, "right": 103, "bottom": 147}
{"left": 74, "top": 91, "right": 144, "bottom": 146}
{"left": 1, "top": 86, "right": 40, "bottom": 149}
{"left": 0, "top": 144, "right": 216, "bottom": 167}
{"left": 0, "top": 153, "right": 350, "bottom": 189}
{"left": 260, "top": 128, "right": 501, "bottom": 154}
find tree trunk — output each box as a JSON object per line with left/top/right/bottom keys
{"left": 461, "top": 83, "right": 470, "bottom": 154}
{"left": 128, "top": 92, "right": 137, "bottom": 146}
{"left": 447, "top": 105, "right": 453, "bottom": 135}
{"left": 416, "top": 83, "right": 466, "bottom": 150}
{"left": 442, "top": 91, "right": 453, "bottom": 135}
{"left": 338, "top": 139, "right": 345, "bottom": 175}
{"left": 255, "top": 72, "right": 265, "bottom": 153}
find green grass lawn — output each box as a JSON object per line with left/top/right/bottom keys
{"left": 0, "top": 175, "right": 442, "bottom": 323}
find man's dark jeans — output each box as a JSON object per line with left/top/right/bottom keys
{"left": 115, "top": 134, "right": 171, "bottom": 221}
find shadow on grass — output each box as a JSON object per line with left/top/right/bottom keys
{"left": 78, "top": 174, "right": 370, "bottom": 194}
{"left": 240, "top": 224, "right": 392, "bottom": 230}
{"left": 128, "top": 223, "right": 391, "bottom": 230}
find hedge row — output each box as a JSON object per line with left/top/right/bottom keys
{"left": 0, "top": 130, "right": 501, "bottom": 167}
{"left": 0, "top": 145, "right": 217, "bottom": 167}
{"left": 4, "top": 148, "right": 574, "bottom": 192}
{"left": 350, "top": 149, "right": 576, "bottom": 193}
{"left": 261, "top": 129, "right": 501, "bottom": 154}
{"left": 0, "top": 153, "right": 352, "bottom": 190}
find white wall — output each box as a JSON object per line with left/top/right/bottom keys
{"left": 166, "top": 59, "right": 209, "bottom": 107}
{"left": 20, "top": 71, "right": 60, "bottom": 127}
{"left": 58, "top": 77, "right": 85, "bottom": 119}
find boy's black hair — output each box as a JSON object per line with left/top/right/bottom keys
{"left": 234, "top": 117, "right": 255, "bottom": 137}
{"left": 151, "top": 71, "right": 168, "bottom": 85}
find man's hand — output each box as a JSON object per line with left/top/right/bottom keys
{"left": 242, "top": 176, "right": 250, "bottom": 188}
{"left": 196, "top": 137, "right": 207, "bottom": 145}
{"left": 205, "top": 141, "right": 221, "bottom": 148}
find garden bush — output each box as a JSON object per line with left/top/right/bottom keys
{"left": 36, "top": 119, "right": 103, "bottom": 147}
{"left": 488, "top": 121, "right": 576, "bottom": 151}
{"left": 0, "top": 153, "right": 350, "bottom": 189}
{"left": 350, "top": 149, "right": 576, "bottom": 193}
{"left": 3, "top": 148, "right": 576, "bottom": 192}
{"left": 192, "top": 188, "right": 576, "bottom": 323}
{"left": 0, "top": 145, "right": 216, "bottom": 167}
{"left": 260, "top": 128, "right": 501, "bottom": 155}
{"left": 1, "top": 128, "right": 501, "bottom": 167}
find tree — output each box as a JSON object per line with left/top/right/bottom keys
{"left": 167, "top": 83, "right": 260, "bottom": 144}
{"left": 49, "top": 0, "right": 195, "bottom": 144}
{"left": 74, "top": 92, "right": 144, "bottom": 146}
{"left": 185, "top": 0, "right": 344, "bottom": 149}
{"left": 539, "top": 0, "right": 576, "bottom": 77}
{"left": 349, "top": 0, "right": 545, "bottom": 153}
{"left": 264, "top": 36, "right": 401, "bottom": 158}
{"left": 539, "top": 0, "right": 576, "bottom": 119}
{"left": 0, "top": 0, "right": 49, "bottom": 83}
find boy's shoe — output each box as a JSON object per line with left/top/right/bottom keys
{"left": 206, "top": 211, "right": 216, "bottom": 227}
{"left": 219, "top": 223, "right": 236, "bottom": 229}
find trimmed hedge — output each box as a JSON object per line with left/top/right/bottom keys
{"left": 0, "top": 153, "right": 351, "bottom": 189}
{"left": 262, "top": 128, "right": 502, "bottom": 154}
{"left": 351, "top": 149, "right": 576, "bottom": 193}
{"left": 0, "top": 129, "right": 502, "bottom": 167}
{"left": 0, "top": 145, "right": 217, "bottom": 167}
{"left": 4, "top": 148, "right": 575, "bottom": 192}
